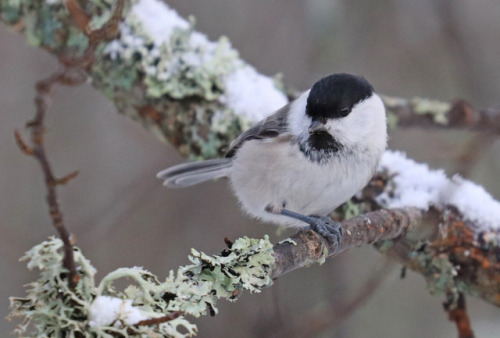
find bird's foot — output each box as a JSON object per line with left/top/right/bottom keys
{"left": 305, "top": 215, "right": 342, "bottom": 250}
{"left": 266, "top": 206, "right": 342, "bottom": 250}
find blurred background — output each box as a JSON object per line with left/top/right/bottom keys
{"left": 2, "top": 0, "right": 500, "bottom": 336}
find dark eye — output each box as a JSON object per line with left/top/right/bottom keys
{"left": 339, "top": 106, "right": 350, "bottom": 117}
{"left": 320, "top": 117, "right": 327, "bottom": 124}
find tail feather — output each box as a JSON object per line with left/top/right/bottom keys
{"left": 157, "top": 158, "right": 232, "bottom": 188}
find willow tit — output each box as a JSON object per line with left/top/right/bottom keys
{"left": 157, "top": 73, "right": 387, "bottom": 247}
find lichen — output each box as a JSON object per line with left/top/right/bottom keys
{"left": 340, "top": 199, "right": 362, "bottom": 219}
{"left": 317, "top": 247, "right": 329, "bottom": 265}
{"left": 102, "top": 1, "right": 239, "bottom": 101}
{"left": 406, "top": 241, "right": 470, "bottom": 308}
{"left": 385, "top": 110, "right": 399, "bottom": 130}
{"left": 9, "top": 235, "right": 275, "bottom": 337}
{"left": 410, "top": 97, "right": 451, "bottom": 125}
{"left": 186, "top": 235, "right": 274, "bottom": 298}
{"left": 8, "top": 237, "right": 96, "bottom": 337}
{"left": 1, "top": 0, "right": 287, "bottom": 159}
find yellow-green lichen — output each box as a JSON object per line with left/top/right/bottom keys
{"left": 386, "top": 110, "right": 399, "bottom": 130}
{"left": 340, "top": 199, "right": 362, "bottom": 219}
{"left": 410, "top": 97, "right": 451, "bottom": 125}
{"left": 105, "top": 6, "right": 239, "bottom": 101}
{"left": 9, "top": 235, "right": 275, "bottom": 337}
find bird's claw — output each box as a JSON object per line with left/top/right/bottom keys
{"left": 266, "top": 206, "right": 343, "bottom": 250}
{"left": 305, "top": 216, "right": 343, "bottom": 250}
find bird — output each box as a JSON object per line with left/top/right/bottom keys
{"left": 157, "top": 73, "right": 387, "bottom": 248}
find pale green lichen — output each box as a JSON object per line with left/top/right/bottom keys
{"left": 1, "top": 0, "right": 22, "bottom": 23}
{"left": 187, "top": 235, "right": 274, "bottom": 297}
{"left": 340, "top": 199, "right": 362, "bottom": 219}
{"left": 0, "top": 0, "right": 285, "bottom": 159}
{"left": 410, "top": 97, "right": 451, "bottom": 125}
{"left": 8, "top": 237, "right": 96, "bottom": 337}
{"left": 9, "top": 236, "right": 274, "bottom": 337}
{"left": 408, "top": 242, "right": 470, "bottom": 308}
{"left": 317, "top": 247, "right": 329, "bottom": 265}
{"left": 103, "top": 5, "right": 239, "bottom": 101}
{"left": 385, "top": 111, "right": 399, "bottom": 130}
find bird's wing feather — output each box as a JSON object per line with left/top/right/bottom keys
{"left": 157, "top": 103, "right": 291, "bottom": 187}
{"left": 157, "top": 158, "right": 232, "bottom": 188}
{"left": 225, "top": 103, "right": 291, "bottom": 157}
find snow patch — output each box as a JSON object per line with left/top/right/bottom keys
{"left": 378, "top": 151, "right": 500, "bottom": 230}
{"left": 221, "top": 65, "right": 288, "bottom": 121}
{"left": 88, "top": 296, "right": 149, "bottom": 328}
{"left": 131, "top": 0, "right": 189, "bottom": 45}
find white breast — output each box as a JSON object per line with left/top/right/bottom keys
{"left": 229, "top": 138, "right": 379, "bottom": 228}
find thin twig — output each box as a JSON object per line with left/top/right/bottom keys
{"left": 383, "top": 96, "right": 500, "bottom": 134}
{"left": 24, "top": 69, "right": 82, "bottom": 289}
{"left": 14, "top": 130, "right": 34, "bottom": 155}
{"left": 444, "top": 293, "right": 475, "bottom": 338}
{"left": 64, "top": 0, "right": 125, "bottom": 70}
{"left": 134, "top": 311, "right": 184, "bottom": 327}
{"left": 14, "top": 0, "right": 126, "bottom": 290}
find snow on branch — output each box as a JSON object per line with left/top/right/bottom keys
{"left": 378, "top": 151, "right": 500, "bottom": 231}
{"left": 1, "top": 0, "right": 498, "bottom": 162}
{"left": 3, "top": 0, "right": 500, "bottom": 336}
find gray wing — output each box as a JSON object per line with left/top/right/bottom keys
{"left": 157, "top": 158, "right": 232, "bottom": 188}
{"left": 157, "top": 103, "right": 291, "bottom": 188}
{"left": 225, "top": 103, "right": 291, "bottom": 158}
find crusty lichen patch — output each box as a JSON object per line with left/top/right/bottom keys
{"left": 1, "top": 0, "right": 286, "bottom": 159}
{"left": 410, "top": 97, "right": 451, "bottom": 125}
{"left": 9, "top": 236, "right": 274, "bottom": 337}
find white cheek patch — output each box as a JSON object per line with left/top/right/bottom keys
{"left": 329, "top": 94, "right": 386, "bottom": 147}
{"left": 287, "top": 90, "right": 311, "bottom": 137}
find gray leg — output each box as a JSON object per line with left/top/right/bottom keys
{"left": 267, "top": 206, "right": 342, "bottom": 250}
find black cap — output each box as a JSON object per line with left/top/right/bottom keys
{"left": 306, "top": 73, "right": 374, "bottom": 120}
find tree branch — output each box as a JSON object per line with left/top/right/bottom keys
{"left": 3, "top": 2, "right": 500, "bottom": 336}
{"left": 383, "top": 96, "right": 500, "bottom": 134}
{"left": 271, "top": 208, "right": 428, "bottom": 279}
{"left": 11, "top": 0, "right": 125, "bottom": 290}
{"left": 2, "top": 1, "right": 499, "bottom": 165}
{"left": 444, "top": 293, "right": 475, "bottom": 338}
{"left": 4, "top": 0, "right": 499, "bottom": 308}
{"left": 15, "top": 69, "right": 81, "bottom": 289}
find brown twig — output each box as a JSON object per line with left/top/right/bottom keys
{"left": 14, "top": 0, "right": 126, "bottom": 290}
{"left": 134, "top": 311, "right": 184, "bottom": 327}
{"left": 444, "top": 293, "right": 475, "bottom": 338}
{"left": 384, "top": 96, "right": 500, "bottom": 134}
{"left": 14, "top": 130, "right": 33, "bottom": 155}
{"left": 63, "top": 0, "right": 125, "bottom": 70}
{"left": 20, "top": 69, "right": 83, "bottom": 289}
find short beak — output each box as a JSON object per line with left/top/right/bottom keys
{"left": 308, "top": 120, "right": 328, "bottom": 134}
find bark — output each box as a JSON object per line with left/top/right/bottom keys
{"left": 2, "top": 0, "right": 500, "bottom": 321}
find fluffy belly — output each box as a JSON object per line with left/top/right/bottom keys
{"left": 229, "top": 140, "right": 374, "bottom": 228}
